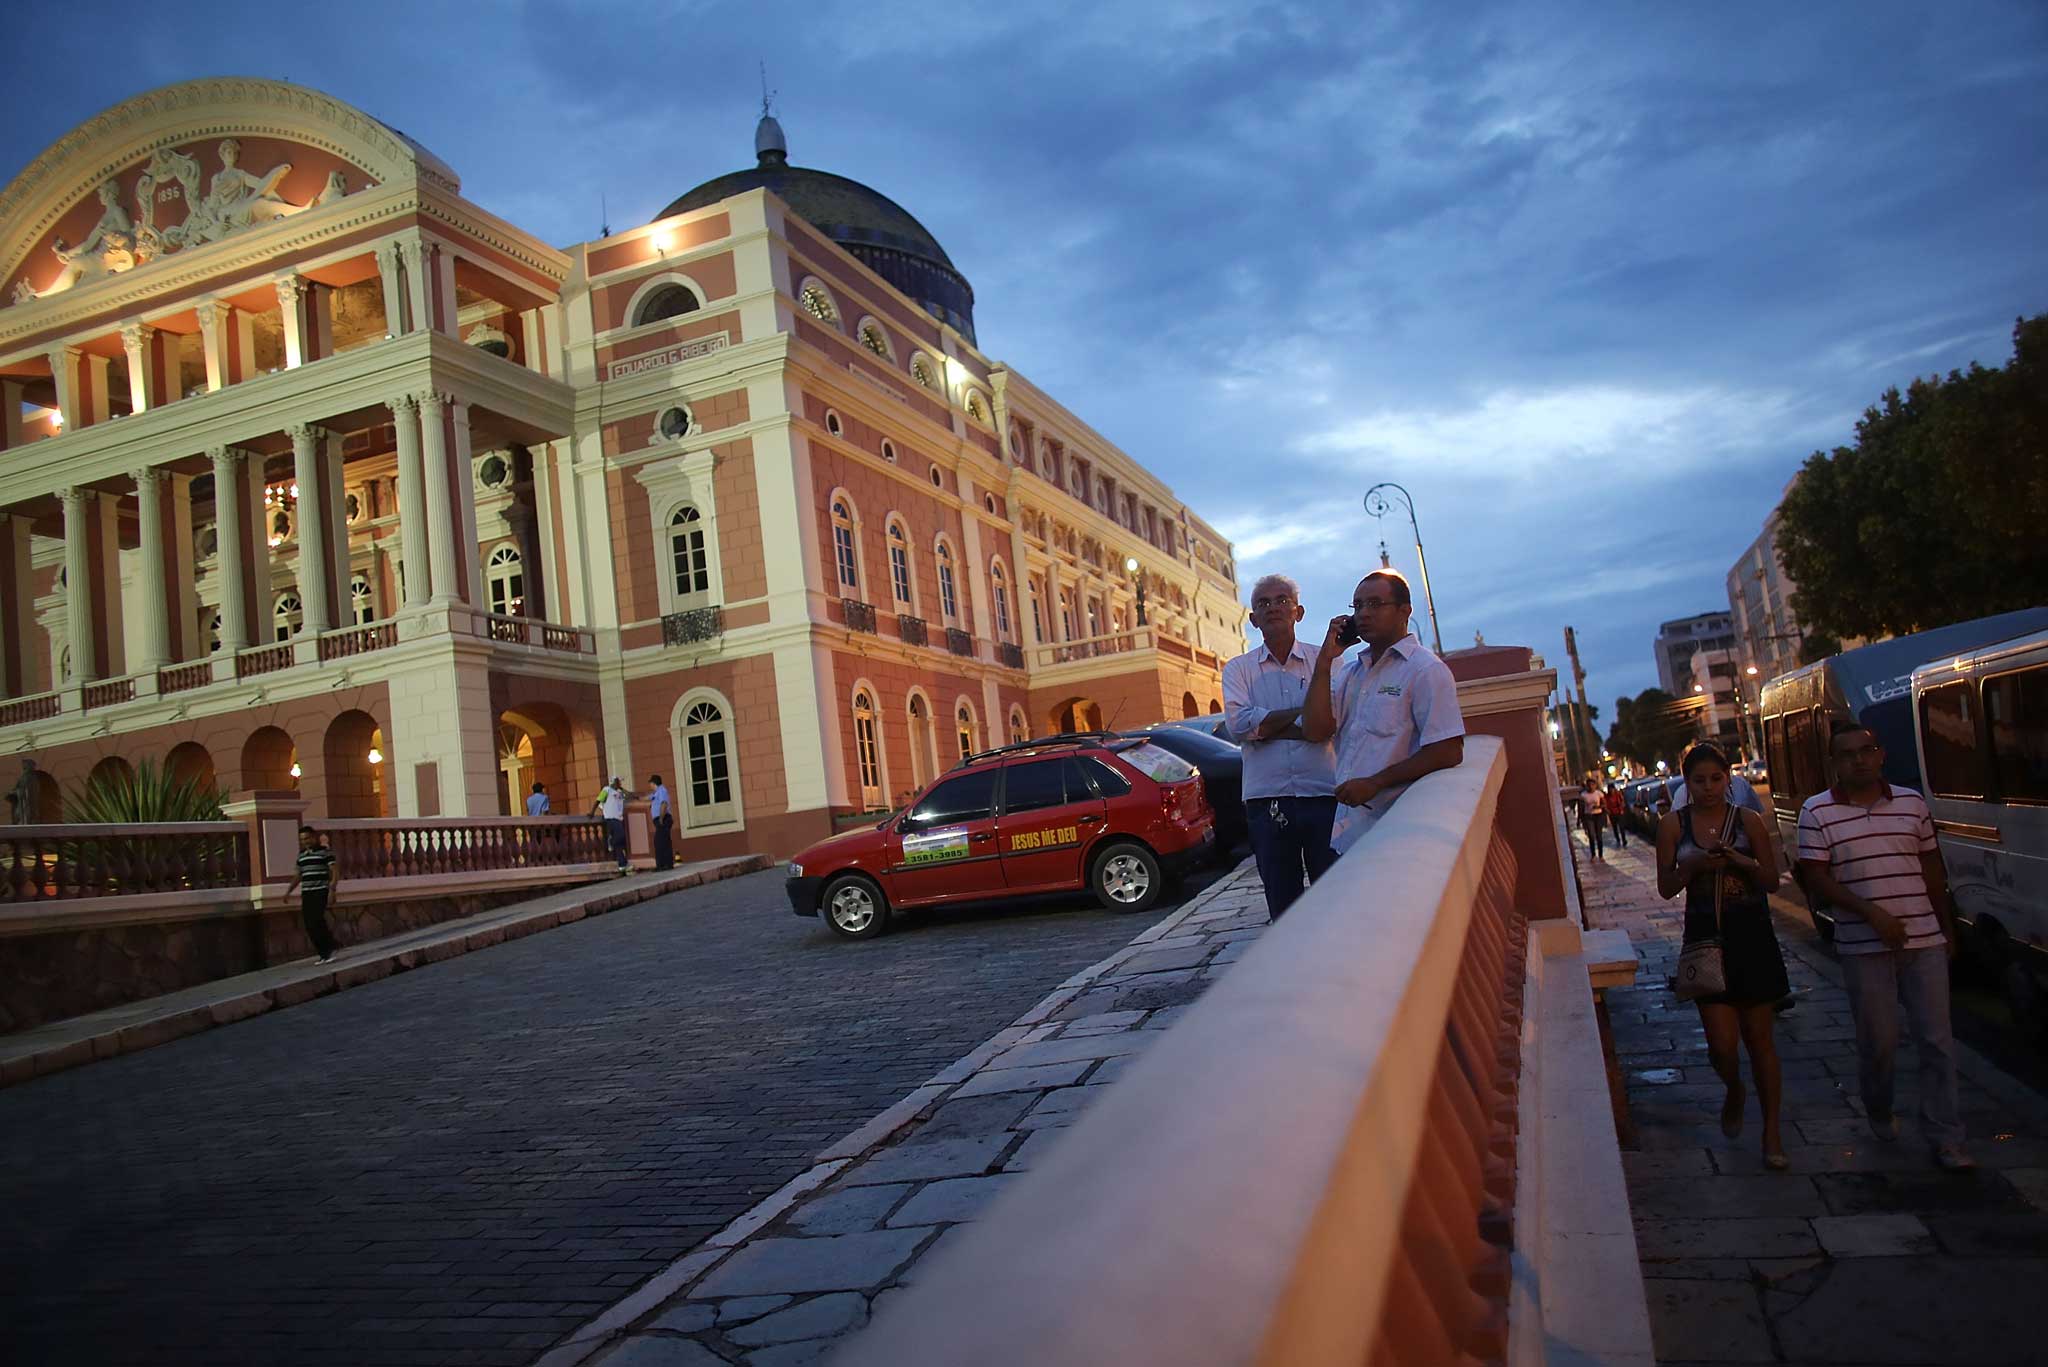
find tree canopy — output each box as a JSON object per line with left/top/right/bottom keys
{"left": 1776, "top": 314, "right": 2048, "bottom": 642}
{"left": 1607, "top": 689, "right": 1698, "bottom": 771}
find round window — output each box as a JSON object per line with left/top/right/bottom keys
{"left": 344, "top": 491, "right": 363, "bottom": 523}
{"left": 881, "top": 440, "right": 897, "bottom": 464}
{"left": 478, "top": 454, "right": 509, "bottom": 488}
{"left": 825, "top": 410, "right": 843, "bottom": 437}
{"left": 659, "top": 406, "right": 691, "bottom": 439}
{"left": 929, "top": 466, "right": 943, "bottom": 488}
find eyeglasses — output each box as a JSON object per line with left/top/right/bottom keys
{"left": 1250, "top": 596, "right": 1297, "bottom": 610}
{"left": 1351, "top": 597, "right": 1401, "bottom": 611}
{"left": 1836, "top": 744, "right": 1882, "bottom": 761}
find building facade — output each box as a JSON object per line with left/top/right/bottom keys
{"left": 1652, "top": 611, "right": 1736, "bottom": 697}
{"left": 0, "top": 80, "right": 1237, "bottom": 857}
{"left": 1724, "top": 482, "right": 1811, "bottom": 687}
{"left": 1685, "top": 646, "right": 1745, "bottom": 753}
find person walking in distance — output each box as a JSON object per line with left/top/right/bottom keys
{"left": 1303, "top": 569, "right": 1465, "bottom": 854}
{"left": 1604, "top": 780, "right": 1629, "bottom": 848}
{"left": 595, "top": 776, "right": 632, "bottom": 872}
{"left": 282, "top": 825, "right": 342, "bottom": 964}
{"left": 1580, "top": 779, "right": 1608, "bottom": 860}
{"left": 1798, "top": 724, "right": 1974, "bottom": 1170}
{"left": 648, "top": 773, "right": 675, "bottom": 871}
{"left": 1658, "top": 743, "right": 1789, "bottom": 1169}
{"left": 1222, "top": 574, "right": 1338, "bottom": 919}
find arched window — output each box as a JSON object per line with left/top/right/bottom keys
{"left": 857, "top": 318, "right": 891, "bottom": 358}
{"left": 964, "top": 391, "right": 990, "bottom": 426}
{"left": 669, "top": 505, "right": 710, "bottom": 601}
{"left": 907, "top": 694, "right": 935, "bottom": 791}
{"left": 681, "top": 698, "right": 737, "bottom": 826}
{"left": 205, "top": 608, "right": 222, "bottom": 653}
{"left": 274, "top": 592, "right": 303, "bottom": 642}
{"left": 634, "top": 283, "right": 701, "bottom": 327}
{"left": 853, "top": 689, "right": 883, "bottom": 810}
{"left": 911, "top": 354, "right": 938, "bottom": 391}
{"left": 1086, "top": 597, "right": 1102, "bottom": 638}
{"left": 887, "top": 521, "right": 913, "bottom": 606}
{"left": 831, "top": 498, "right": 860, "bottom": 593}
{"left": 799, "top": 280, "right": 838, "bottom": 324}
{"left": 1009, "top": 705, "right": 1029, "bottom": 745}
{"left": 991, "top": 561, "right": 1012, "bottom": 640}
{"left": 485, "top": 544, "right": 524, "bottom": 616}
{"left": 350, "top": 574, "right": 374, "bottom": 626}
{"left": 935, "top": 541, "right": 959, "bottom": 625}
{"left": 1029, "top": 577, "right": 1045, "bottom": 643}
{"left": 955, "top": 702, "right": 979, "bottom": 759}
{"left": 1059, "top": 588, "right": 1076, "bottom": 640}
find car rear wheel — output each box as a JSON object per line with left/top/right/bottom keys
{"left": 822, "top": 874, "right": 890, "bottom": 940}
{"left": 1092, "top": 841, "right": 1163, "bottom": 914}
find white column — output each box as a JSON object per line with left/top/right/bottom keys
{"left": 130, "top": 468, "right": 170, "bottom": 670}
{"left": 121, "top": 323, "right": 160, "bottom": 412}
{"left": 449, "top": 399, "right": 480, "bottom": 606}
{"left": 416, "top": 390, "right": 458, "bottom": 603}
{"left": 376, "top": 242, "right": 406, "bottom": 336}
{"left": 400, "top": 239, "right": 432, "bottom": 337}
{"left": 275, "top": 275, "right": 307, "bottom": 369}
{"left": 82, "top": 354, "right": 112, "bottom": 423}
{"left": 46, "top": 347, "right": 80, "bottom": 429}
{"left": 59, "top": 487, "right": 93, "bottom": 681}
{"left": 195, "top": 301, "right": 231, "bottom": 392}
{"left": 287, "top": 423, "right": 332, "bottom": 632}
{"left": 387, "top": 396, "right": 431, "bottom": 608}
{"left": 209, "top": 447, "right": 250, "bottom": 652}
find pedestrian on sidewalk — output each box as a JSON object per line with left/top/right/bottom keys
{"left": 1604, "top": 782, "right": 1629, "bottom": 847}
{"left": 649, "top": 773, "right": 674, "bottom": 871}
{"left": 282, "top": 825, "right": 342, "bottom": 964}
{"left": 1797, "top": 723, "right": 1974, "bottom": 1171}
{"left": 594, "top": 777, "right": 632, "bottom": 872}
{"left": 1303, "top": 569, "right": 1465, "bottom": 856}
{"left": 1580, "top": 780, "right": 1608, "bottom": 860}
{"left": 1222, "top": 573, "right": 1337, "bottom": 919}
{"left": 1657, "top": 742, "right": 1789, "bottom": 1169}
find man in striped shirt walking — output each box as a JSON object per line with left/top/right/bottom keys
{"left": 1797, "top": 724, "right": 1972, "bottom": 1170}
{"left": 283, "top": 825, "right": 342, "bottom": 965}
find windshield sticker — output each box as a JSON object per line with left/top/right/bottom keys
{"left": 1009, "top": 825, "right": 1079, "bottom": 852}
{"left": 1864, "top": 675, "right": 1911, "bottom": 704}
{"left": 902, "top": 827, "right": 971, "bottom": 866}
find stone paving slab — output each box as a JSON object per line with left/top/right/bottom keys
{"left": 0, "top": 855, "right": 769, "bottom": 1089}
{"left": 546, "top": 860, "right": 1270, "bottom": 1367}
{"left": 1584, "top": 837, "right": 2048, "bottom": 1366}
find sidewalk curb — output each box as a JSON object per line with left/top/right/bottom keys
{"left": 0, "top": 855, "right": 772, "bottom": 1091}
{"left": 532, "top": 856, "right": 1259, "bottom": 1367}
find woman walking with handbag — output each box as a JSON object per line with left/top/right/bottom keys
{"left": 1657, "top": 742, "right": 1791, "bottom": 1169}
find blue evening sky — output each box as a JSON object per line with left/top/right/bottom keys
{"left": 5, "top": 2, "right": 2043, "bottom": 710}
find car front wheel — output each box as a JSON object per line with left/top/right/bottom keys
{"left": 822, "top": 874, "right": 890, "bottom": 940}
{"left": 1092, "top": 841, "right": 1163, "bottom": 914}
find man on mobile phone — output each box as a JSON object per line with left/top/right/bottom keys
{"left": 1222, "top": 573, "right": 1337, "bottom": 918}
{"left": 1303, "top": 569, "right": 1465, "bottom": 854}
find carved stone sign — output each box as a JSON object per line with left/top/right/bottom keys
{"left": 605, "top": 333, "right": 730, "bottom": 381}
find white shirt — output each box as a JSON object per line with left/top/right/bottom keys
{"left": 524, "top": 791, "right": 550, "bottom": 816}
{"left": 649, "top": 783, "right": 672, "bottom": 820}
{"left": 600, "top": 787, "right": 627, "bottom": 820}
{"left": 1797, "top": 785, "right": 1945, "bottom": 957}
{"left": 1221, "top": 636, "right": 1337, "bottom": 799}
{"left": 1329, "top": 633, "right": 1465, "bottom": 852}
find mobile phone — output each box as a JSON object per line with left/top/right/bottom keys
{"left": 1336, "top": 617, "right": 1362, "bottom": 647}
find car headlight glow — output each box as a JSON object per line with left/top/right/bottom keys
{"left": 788, "top": 862, "right": 803, "bottom": 877}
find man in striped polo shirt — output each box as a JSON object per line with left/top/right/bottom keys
{"left": 283, "top": 825, "right": 342, "bottom": 965}
{"left": 1797, "top": 724, "right": 1971, "bottom": 1170}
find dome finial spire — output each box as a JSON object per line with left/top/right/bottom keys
{"left": 755, "top": 63, "right": 787, "bottom": 167}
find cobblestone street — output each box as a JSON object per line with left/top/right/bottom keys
{"left": 1582, "top": 836, "right": 2048, "bottom": 1366}
{"left": 0, "top": 865, "right": 1227, "bottom": 1367}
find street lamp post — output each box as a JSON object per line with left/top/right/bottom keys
{"left": 1123, "top": 555, "right": 1147, "bottom": 627}
{"left": 1363, "top": 482, "right": 1442, "bottom": 656}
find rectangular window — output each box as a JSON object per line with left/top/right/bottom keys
{"left": 834, "top": 526, "right": 858, "bottom": 590}
{"left": 1783, "top": 707, "right": 1819, "bottom": 800}
{"left": 907, "top": 769, "right": 998, "bottom": 826}
{"left": 890, "top": 547, "right": 912, "bottom": 604}
{"left": 1984, "top": 665, "right": 2048, "bottom": 804}
{"left": 1919, "top": 681, "right": 1987, "bottom": 798}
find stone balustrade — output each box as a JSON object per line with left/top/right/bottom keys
{"left": 0, "top": 822, "right": 250, "bottom": 903}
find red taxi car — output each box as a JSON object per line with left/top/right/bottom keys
{"left": 786, "top": 735, "right": 1216, "bottom": 939}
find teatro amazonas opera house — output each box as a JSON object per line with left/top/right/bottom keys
{"left": 0, "top": 78, "right": 1242, "bottom": 857}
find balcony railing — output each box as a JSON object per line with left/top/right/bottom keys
{"left": 235, "top": 642, "right": 294, "bottom": 680}
{"left": 539, "top": 623, "right": 594, "bottom": 653}
{"left": 81, "top": 678, "right": 135, "bottom": 710}
{"left": 843, "top": 599, "right": 878, "bottom": 634}
{"left": 323, "top": 816, "right": 610, "bottom": 880}
{"left": 1, "top": 822, "right": 250, "bottom": 902}
{"left": 480, "top": 613, "right": 597, "bottom": 654}
{"left": 945, "top": 627, "right": 975, "bottom": 658}
{"left": 897, "top": 614, "right": 929, "bottom": 647}
{"left": 157, "top": 663, "right": 210, "bottom": 695}
{"left": 995, "top": 641, "right": 1025, "bottom": 669}
{"left": 0, "top": 693, "right": 62, "bottom": 727}
{"left": 318, "top": 621, "right": 398, "bottom": 661}
{"left": 662, "top": 605, "right": 724, "bottom": 645}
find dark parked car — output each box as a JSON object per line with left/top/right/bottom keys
{"left": 1128, "top": 723, "right": 1245, "bottom": 858}
{"left": 1153, "top": 714, "right": 1233, "bottom": 741}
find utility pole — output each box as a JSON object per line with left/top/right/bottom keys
{"left": 1564, "top": 626, "right": 1592, "bottom": 781}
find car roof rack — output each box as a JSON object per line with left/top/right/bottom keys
{"left": 952, "top": 731, "right": 1132, "bottom": 769}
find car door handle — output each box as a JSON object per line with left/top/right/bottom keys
{"left": 1077, "top": 814, "right": 1103, "bottom": 826}
{"left": 972, "top": 831, "right": 995, "bottom": 843}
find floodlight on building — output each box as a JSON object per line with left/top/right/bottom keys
{"left": 1745, "top": 665, "right": 1759, "bottom": 676}
{"left": 652, "top": 229, "right": 673, "bottom": 253}
{"left": 289, "top": 762, "right": 302, "bottom": 779}
{"left": 366, "top": 746, "right": 383, "bottom": 765}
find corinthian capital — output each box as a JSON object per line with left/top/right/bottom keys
{"left": 411, "top": 388, "right": 449, "bottom": 412}
{"left": 119, "top": 321, "right": 151, "bottom": 353}
{"left": 385, "top": 394, "right": 418, "bottom": 419}
{"left": 274, "top": 275, "right": 306, "bottom": 308}
{"left": 284, "top": 421, "right": 328, "bottom": 446}
{"left": 129, "top": 466, "right": 164, "bottom": 491}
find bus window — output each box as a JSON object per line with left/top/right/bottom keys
{"left": 1764, "top": 715, "right": 1788, "bottom": 791}
{"left": 1918, "top": 681, "right": 1988, "bottom": 798}
{"left": 1984, "top": 665, "right": 2048, "bottom": 804}
{"left": 1784, "top": 708, "right": 1820, "bottom": 800}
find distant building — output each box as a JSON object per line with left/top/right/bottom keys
{"left": 1653, "top": 612, "right": 1736, "bottom": 696}
{"left": 1725, "top": 485, "right": 1815, "bottom": 687}
{"left": 1687, "top": 646, "right": 1745, "bottom": 752}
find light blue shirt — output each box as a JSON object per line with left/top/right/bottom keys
{"left": 650, "top": 783, "right": 672, "bottom": 820}
{"left": 1329, "top": 633, "right": 1465, "bottom": 852}
{"left": 524, "top": 791, "right": 550, "bottom": 816}
{"left": 1221, "top": 636, "right": 1336, "bottom": 800}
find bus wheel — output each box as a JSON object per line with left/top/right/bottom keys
{"left": 2004, "top": 962, "right": 2047, "bottom": 1046}
{"left": 1965, "top": 918, "right": 2012, "bottom": 988}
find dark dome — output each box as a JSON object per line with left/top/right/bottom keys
{"left": 656, "top": 120, "right": 976, "bottom": 342}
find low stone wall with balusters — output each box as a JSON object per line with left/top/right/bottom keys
{"left": 0, "top": 811, "right": 628, "bottom": 1034}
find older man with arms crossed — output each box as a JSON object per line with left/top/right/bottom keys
{"left": 1304, "top": 569, "right": 1465, "bottom": 854}
{"left": 1798, "top": 723, "right": 1973, "bottom": 1170}
{"left": 1223, "top": 574, "right": 1338, "bottom": 918}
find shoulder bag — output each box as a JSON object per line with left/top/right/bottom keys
{"left": 1674, "top": 807, "right": 1737, "bottom": 1002}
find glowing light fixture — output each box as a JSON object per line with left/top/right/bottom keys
{"left": 289, "top": 761, "right": 302, "bottom": 779}
{"left": 1693, "top": 684, "right": 1704, "bottom": 693}
{"left": 366, "top": 746, "right": 383, "bottom": 765}
{"left": 1745, "top": 665, "right": 1759, "bottom": 676}
{"left": 47, "top": 409, "right": 61, "bottom": 431}
{"left": 651, "top": 229, "right": 673, "bottom": 252}
{"left": 1123, "top": 556, "right": 1140, "bottom": 574}
{"left": 1548, "top": 718, "right": 1560, "bottom": 737}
